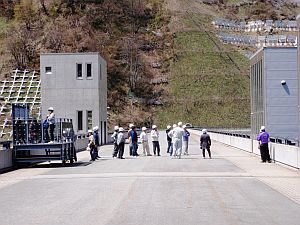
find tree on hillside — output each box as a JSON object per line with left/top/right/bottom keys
{"left": 14, "top": 0, "right": 40, "bottom": 30}
{"left": 0, "top": 0, "right": 16, "bottom": 19}
{"left": 7, "top": 26, "right": 38, "bottom": 68}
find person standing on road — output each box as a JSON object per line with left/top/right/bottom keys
{"left": 93, "top": 126, "right": 100, "bottom": 159}
{"left": 88, "top": 129, "right": 97, "bottom": 161}
{"left": 182, "top": 125, "right": 190, "bottom": 155}
{"left": 140, "top": 127, "right": 151, "bottom": 156}
{"left": 117, "top": 127, "right": 125, "bottom": 159}
{"left": 166, "top": 125, "right": 172, "bottom": 154}
{"left": 171, "top": 122, "right": 184, "bottom": 159}
{"left": 128, "top": 124, "right": 134, "bottom": 156}
{"left": 111, "top": 126, "right": 119, "bottom": 158}
{"left": 47, "top": 107, "right": 55, "bottom": 143}
{"left": 200, "top": 129, "right": 211, "bottom": 159}
{"left": 257, "top": 126, "right": 272, "bottom": 163}
{"left": 168, "top": 124, "right": 177, "bottom": 156}
{"left": 151, "top": 125, "right": 160, "bottom": 156}
{"left": 131, "top": 126, "right": 139, "bottom": 157}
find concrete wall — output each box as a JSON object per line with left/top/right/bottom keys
{"left": 40, "top": 53, "right": 108, "bottom": 144}
{"left": 190, "top": 130, "right": 300, "bottom": 169}
{"left": 0, "top": 149, "right": 13, "bottom": 170}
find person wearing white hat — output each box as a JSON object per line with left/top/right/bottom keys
{"left": 111, "top": 126, "right": 119, "bottom": 158}
{"left": 151, "top": 125, "right": 160, "bottom": 156}
{"left": 182, "top": 125, "right": 190, "bottom": 155}
{"left": 171, "top": 122, "right": 184, "bottom": 158}
{"left": 87, "top": 129, "right": 97, "bottom": 161}
{"left": 47, "top": 107, "right": 55, "bottom": 143}
{"left": 127, "top": 124, "right": 134, "bottom": 156}
{"left": 257, "top": 126, "right": 271, "bottom": 163}
{"left": 167, "top": 124, "right": 178, "bottom": 156}
{"left": 117, "top": 127, "right": 125, "bottom": 159}
{"left": 200, "top": 129, "right": 211, "bottom": 159}
{"left": 93, "top": 126, "right": 100, "bottom": 159}
{"left": 140, "top": 127, "right": 151, "bottom": 156}
{"left": 166, "top": 125, "right": 172, "bottom": 154}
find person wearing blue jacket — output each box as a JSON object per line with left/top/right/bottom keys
{"left": 182, "top": 125, "right": 190, "bottom": 155}
{"left": 131, "top": 126, "right": 139, "bottom": 157}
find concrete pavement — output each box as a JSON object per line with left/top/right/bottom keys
{"left": 0, "top": 131, "right": 299, "bottom": 225}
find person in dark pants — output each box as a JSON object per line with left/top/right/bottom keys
{"left": 93, "top": 126, "right": 100, "bottom": 159}
{"left": 88, "top": 130, "right": 97, "bottom": 161}
{"left": 151, "top": 125, "right": 160, "bottom": 156}
{"left": 131, "top": 126, "right": 139, "bottom": 157}
{"left": 47, "top": 107, "right": 55, "bottom": 143}
{"left": 166, "top": 125, "right": 172, "bottom": 154}
{"left": 117, "top": 127, "right": 125, "bottom": 159}
{"left": 200, "top": 129, "right": 211, "bottom": 159}
{"left": 111, "top": 126, "right": 119, "bottom": 158}
{"left": 257, "top": 126, "right": 272, "bottom": 163}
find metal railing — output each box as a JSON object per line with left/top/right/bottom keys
{"left": 192, "top": 127, "right": 299, "bottom": 146}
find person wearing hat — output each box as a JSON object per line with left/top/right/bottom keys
{"left": 87, "top": 129, "right": 97, "bottom": 161}
{"left": 257, "top": 126, "right": 271, "bottom": 163}
{"left": 182, "top": 125, "right": 190, "bottom": 155}
{"left": 117, "top": 127, "right": 126, "bottom": 159}
{"left": 111, "top": 126, "right": 119, "bottom": 158}
{"left": 166, "top": 125, "right": 172, "bottom": 154}
{"left": 93, "top": 126, "right": 100, "bottom": 159}
{"left": 151, "top": 125, "right": 160, "bottom": 156}
{"left": 200, "top": 129, "right": 211, "bottom": 159}
{"left": 140, "top": 127, "right": 151, "bottom": 156}
{"left": 47, "top": 107, "right": 55, "bottom": 143}
{"left": 128, "top": 124, "right": 134, "bottom": 156}
{"left": 167, "top": 124, "right": 178, "bottom": 156}
{"left": 131, "top": 126, "right": 139, "bottom": 157}
{"left": 171, "top": 122, "right": 184, "bottom": 158}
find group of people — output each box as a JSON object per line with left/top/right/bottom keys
{"left": 109, "top": 122, "right": 212, "bottom": 160}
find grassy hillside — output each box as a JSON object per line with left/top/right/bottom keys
{"left": 155, "top": 13, "right": 250, "bottom": 128}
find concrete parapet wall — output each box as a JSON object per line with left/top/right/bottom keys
{"left": 190, "top": 129, "right": 300, "bottom": 169}
{"left": 0, "top": 149, "right": 13, "bottom": 170}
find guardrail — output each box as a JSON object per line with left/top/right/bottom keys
{"left": 190, "top": 129, "right": 300, "bottom": 169}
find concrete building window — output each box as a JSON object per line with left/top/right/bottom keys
{"left": 87, "top": 110, "right": 92, "bottom": 130}
{"left": 77, "top": 111, "right": 83, "bottom": 131}
{"left": 77, "top": 63, "right": 83, "bottom": 78}
{"left": 86, "top": 63, "right": 92, "bottom": 78}
{"left": 45, "top": 67, "right": 52, "bottom": 74}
